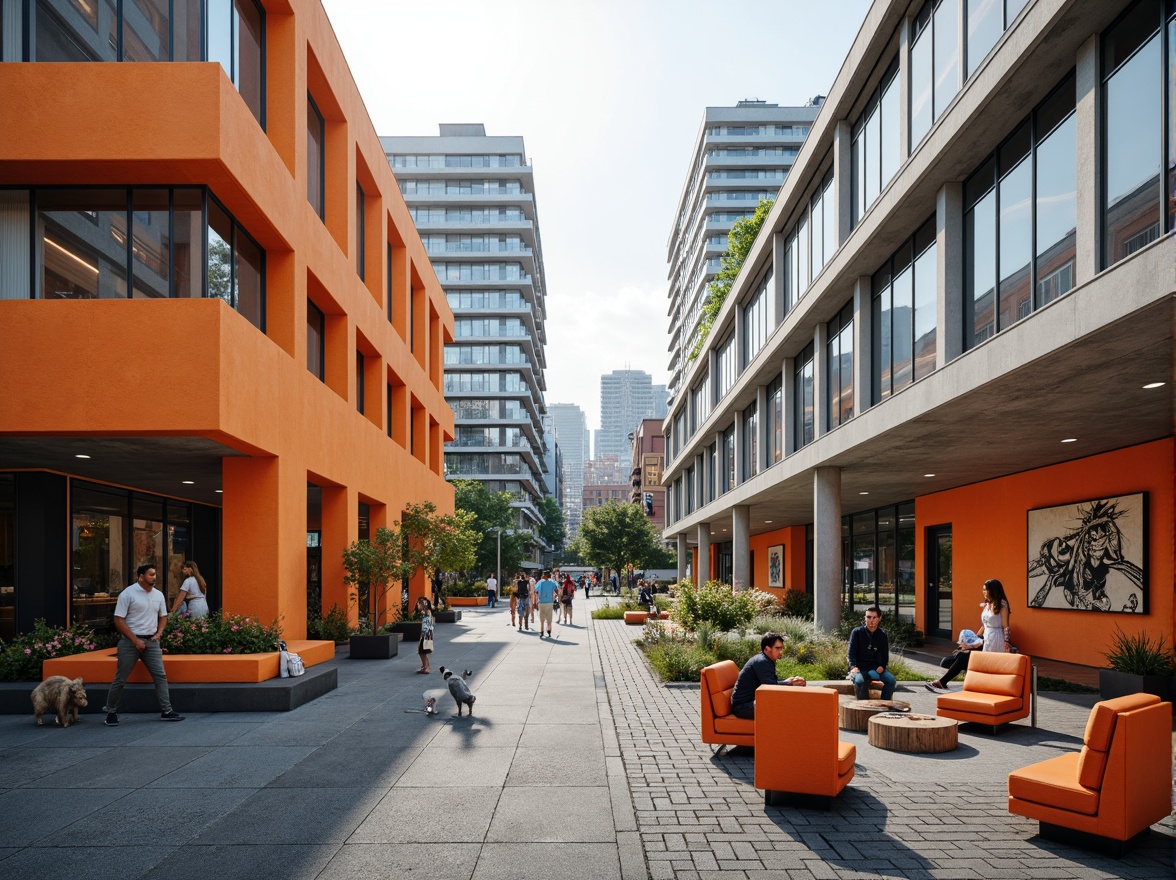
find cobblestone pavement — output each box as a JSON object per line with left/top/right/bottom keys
{"left": 588, "top": 615, "right": 1175, "bottom": 880}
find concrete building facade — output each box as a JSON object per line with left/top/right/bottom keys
{"left": 666, "top": 99, "right": 822, "bottom": 401}
{"left": 382, "top": 125, "right": 550, "bottom": 559}
{"left": 549, "top": 403, "right": 590, "bottom": 538}
{"left": 663, "top": 0, "right": 1173, "bottom": 669}
{"left": 0, "top": 0, "right": 454, "bottom": 639}
{"left": 598, "top": 369, "right": 664, "bottom": 462}
{"left": 630, "top": 418, "right": 667, "bottom": 533}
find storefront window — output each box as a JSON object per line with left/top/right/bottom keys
{"left": 0, "top": 475, "right": 14, "bottom": 641}
{"left": 842, "top": 502, "right": 916, "bottom": 622}
{"left": 71, "top": 486, "right": 128, "bottom": 633}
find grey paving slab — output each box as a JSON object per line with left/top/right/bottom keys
{"left": 429, "top": 719, "right": 524, "bottom": 749}
{"left": 145, "top": 744, "right": 316, "bottom": 788}
{"left": 504, "top": 746, "right": 607, "bottom": 786}
{"left": 486, "top": 786, "right": 617, "bottom": 842}
{"left": 0, "top": 787, "right": 133, "bottom": 846}
{"left": 190, "top": 786, "right": 385, "bottom": 845}
{"left": 143, "top": 843, "right": 340, "bottom": 880}
{"left": 0, "top": 745, "right": 111, "bottom": 787}
{"left": 395, "top": 745, "right": 516, "bottom": 788}
{"left": 350, "top": 785, "right": 501, "bottom": 843}
{"left": 32, "top": 746, "right": 210, "bottom": 788}
{"left": 0, "top": 844, "right": 175, "bottom": 880}
{"left": 266, "top": 742, "right": 422, "bottom": 789}
{"left": 118, "top": 719, "right": 264, "bottom": 747}
{"left": 226, "top": 719, "right": 354, "bottom": 747}
{"left": 520, "top": 721, "right": 604, "bottom": 749}
{"left": 472, "top": 842, "right": 622, "bottom": 880}
{"left": 319, "top": 842, "right": 482, "bottom": 880}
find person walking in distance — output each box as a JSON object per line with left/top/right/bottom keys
{"left": 103, "top": 564, "right": 184, "bottom": 725}
{"left": 485, "top": 572, "right": 498, "bottom": 608}
{"left": 515, "top": 573, "right": 531, "bottom": 632}
{"left": 535, "top": 569, "right": 558, "bottom": 638}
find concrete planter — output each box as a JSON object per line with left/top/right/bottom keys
{"left": 446, "top": 596, "right": 487, "bottom": 607}
{"left": 349, "top": 633, "right": 399, "bottom": 660}
{"left": 1098, "top": 669, "right": 1173, "bottom": 702}
{"left": 389, "top": 621, "right": 422, "bottom": 642}
{"left": 434, "top": 610, "right": 462, "bottom": 623}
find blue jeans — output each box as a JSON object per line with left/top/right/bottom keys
{"left": 486, "top": 589, "right": 496, "bottom": 607}
{"left": 852, "top": 669, "right": 896, "bottom": 700}
{"left": 104, "top": 636, "right": 173, "bottom": 713}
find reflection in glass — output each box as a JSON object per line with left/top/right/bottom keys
{"left": 872, "top": 262, "right": 892, "bottom": 401}
{"left": 235, "top": 229, "right": 264, "bottom": 330}
{"left": 1035, "top": 112, "right": 1076, "bottom": 306}
{"left": 966, "top": 186, "right": 997, "bottom": 345}
{"left": 173, "top": 188, "right": 203, "bottom": 298}
{"left": 1102, "top": 22, "right": 1161, "bottom": 267}
{"left": 880, "top": 66, "right": 900, "bottom": 187}
{"left": 122, "top": 0, "right": 169, "bottom": 62}
{"left": 307, "top": 300, "right": 325, "bottom": 380}
{"left": 794, "top": 344, "right": 814, "bottom": 449}
{"left": 307, "top": 95, "right": 325, "bottom": 219}
{"left": 131, "top": 189, "right": 170, "bottom": 299}
{"left": 235, "top": 0, "right": 264, "bottom": 125}
{"left": 39, "top": 189, "right": 128, "bottom": 300}
{"left": 207, "top": 0, "right": 232, "bottom": 77}
{"left": 742, "top": 405, "right": 758, "bottom": 480}
{"left": 172, "top": 0, "right": 202, "bottom": 61}
{"left": 967, "top": 0, "right": 1002, "bottom": 76}
{"left": 768, "top": 378, "right": 783, "bottom": 464}
{"left": 998, "top": 152, "right": 1032, "bottom": 331}
{"left": 891, "top": 257, "right": 913, "bottom": 393}
{"left": 933, "top": 0, "right": 959, "bottom": 118}
{"left": 207, "top": 200, "right": 233, "bottom": 306}
{"left": 909, "top": 6, "right": 933, "bottom": 148}
{"left": 36, "top": 0, "right": 112, "bottom": 61}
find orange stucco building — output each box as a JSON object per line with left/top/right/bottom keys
{"left": 0, "top": 0, "right": 453, "bottom": 640}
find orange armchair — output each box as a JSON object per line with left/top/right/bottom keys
{"left": 1008, "top": 693, "right": 1170, "bottom": 856}
{"left": 936, "top": 651, "right": 1031, "bottom": 729}
{"left": 754, "top": 685, "right": 855, "bottom": 807}
{"left": 700, "top": 660, "right": 754, "bottom": 751}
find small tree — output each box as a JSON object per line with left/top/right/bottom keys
{"left": 577, "top": 501, "right": 667, "bottom": 585}
{"left": 537, "top": 495, "right": 566, "bottom": 556}
{"left": 401, "top": 502, "right": 480, "bottom": 608}
{"left": 342, "top": 525, "right": 404, "bottom": 635}
{"left": 453, "top": 479, "right": 527, "bottom": 577}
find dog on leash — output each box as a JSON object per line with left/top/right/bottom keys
{"left": 31, "top": 676, "right": 89, "bottom": 728}
{"left": 439, "top": 667, "right": 476, "bottom": 716}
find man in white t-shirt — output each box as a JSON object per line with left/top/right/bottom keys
{"left": 486, "top": 573, "right": 498, "bottom": 608}
{"left": 102, "top": 564, "right": 184, "bottom": 726}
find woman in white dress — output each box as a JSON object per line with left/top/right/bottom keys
{"left": 925, "top": 578, "right": 1010, "bottom": 691}
{"left": 169, "top": 560, "right": 210, "bottom": 618}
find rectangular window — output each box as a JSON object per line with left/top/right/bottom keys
{"left": 852, "top": 57, "right": 901, "bottom": 227}
{"left": 386, "top": 382, "right": 392, "bottom": 437}
{"left": 909, "top": 3, "right": 933, "bottom": 148}
{"left": 933, "top": 0, "right": 960, "bottom": 119}
{"left": 872, "top": 216, "right": 937, "bottom": 401}
{"left": 741, "top": 404, "right": 758, "bottom": 481}
{"left": 307, "top": 94, "right": 325, "bottom": 220}
{"left": 356, "top": 184, "right": 365, "bottom": 280}
{"left": 1101, "top": 0, "right": 1164, "bottom": 268}
{"left": 307, "top": 300, "right": 325, "bottom": 381}
{"left": 767, "top": 377, "right": 783, "bottom": 465}
{"left": 722, "top": 425, "right": 735, "bottom": 493}
{"left": 355, "top": 351, "right": 365, "bottom": 414}
{"left": 826, "top": 300, "right": 855, "bottom": 429}
{"left": 967, "top": 0, "right": 1003, "bottom": 76}
{"left": 742, "top": 271, "right": 771, "bottom": 366}
{"left": 965, "top": 72, "right": 1076, "bottom": 348}
{"left": 716, "top": 333, "right": 736, "bottom": 400}
{"left": 706, "top": 443, "right": 716, "bottom": 502}
{"left": 794, "top": 342, "right": 815, "bottom": 449}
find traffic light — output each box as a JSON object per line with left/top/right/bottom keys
{"left": 643, "top": 493, "right": 654, "bottom": 516}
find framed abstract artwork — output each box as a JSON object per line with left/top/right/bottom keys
{"left": 767, "top": 544, "right": 784, "bottom": 589}
{"left": 1026, "top": 493, "right": 1147, "bottom": 613}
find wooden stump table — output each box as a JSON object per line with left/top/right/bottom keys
{"left": 868, "top": 712, "right": 958, "bottom": 753}
{"left": 838, "top": 699, "right": 911, "bottom": 731}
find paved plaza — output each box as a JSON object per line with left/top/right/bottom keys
{"left": 0, "top": 599, "right": 1171, "bottom": 880}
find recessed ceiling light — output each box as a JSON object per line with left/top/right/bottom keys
{"left": 1061, "top": 438, "right": 1077, "bottom": 443}
{"left": 215, "top": 490, "right": 223, "bottom": 494}
{"left": 1142, "top": 382, "right": 1164, "bottom": 389}
{"left": 75, "top": 454, "right": 91, "bottom": 459}
{"left": 764, "top": 520, "right": 773, "bottom": 524}
{"left": 859, "top": 491, "right": 869, "bottom": 495}
{"left": 923, "top": 473, "right": 935, "bottom": 477}
{"left": 182, "top": 480, "right": 195, "bottom": 485}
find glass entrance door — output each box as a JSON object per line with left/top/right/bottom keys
{"left": 926, "top": 526, "right": 952, "bottom": 637}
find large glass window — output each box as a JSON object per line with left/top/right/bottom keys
{"left": 691, "top": 372, "right": 710, "bottom": 433}
{"left": 767, "top": 376, "right": 783, "bottom": 466}
{"left": 715, "top": 333, "right": 736, "bottom": 400}
{"left": 1102, "top": 0, "right": 1166, "bottom": 268}
{"left": 721, "top": 425, "right": 735, "bottom": 494}
{"left": 793, "top": 342, "right": 815, "bottom": 449}
{"left": 852, "top": 57, "right": 901, "bottom": 226}
{"left": 31, "top": 0, "right": 261, "bottom": 124}
{"left": 841, "top": 501, "right": 916, "bottom": 622}
{"left": 872, "top": 216, "right": 937, "bottom": 402}
{"left": 742, "top": 271, "right": 771, "bottom": 367}
{"left": 826, "top": 300, "right": 854, "bottom": 429}
{"left": 965, "top": 72, "right": 1076, "bottom": 348}
{"left": 0, "top": 475, "right": 13, "bottom": 642}
{"left": 307, "top": 94, "right": 325, "bottom": 220}
{"left": 909, "top": 0, "right": 960, "bottom": 150}
{"left": 741, "top": 404, "right": 758, "bottom": 481}
{"left": 356, "top": 184, "right": 365, "bottom": 280}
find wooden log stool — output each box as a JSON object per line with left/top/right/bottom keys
{"left": 838, "top": 698, "right": 911, "bottom": 732}
{"left": 868, "top": 712, "right": 958, "bottom": 753}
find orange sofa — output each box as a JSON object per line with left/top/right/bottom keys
{"left": 755, "top": 685, "right": 855, "bottom": 807}
{"left": 1007, "top": 693, "right": 1171, "bottom": 855}
{"left": 700, "top": 660, "right": 754, "bottom": 750}
{"left": 936, "top": 651, "right": 1031, "bottom": 729}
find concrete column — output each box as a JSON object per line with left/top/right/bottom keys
{"left": 782, "top": 358, "right": 796, "bottom": 456}
{"left": 852, "top": 275, "right": 872, "bottom": 415}
{"left": 937, "top": 181, "right": 965, "bottom": 365}
{"left": 1074, "top": 34, "right": 1099, "bottom": 286}
{"left": 755, "top": 384, "right": 768, "bottom": 473}
{"left": 677, "top": 533, "right": 689, "bottom": 583}
{"left": 732, "top": 505, "right": 750, "bottom": 592}
{"left": 772, "top": 232, "right": 786, "bottom": 325}
{"left": 834, "top": 120, "right": 853, "bottom": 249}
{"left": 898, "top": 15, "right": 911, "bottom": 160}
{"left": 697, "top": 525, "right": 711, "bottom": 585}
{"left": 812, "top": 325, "right": 827, "bottom": 439}
{"left": 813, "top": 466, "right": 842, "bottom": 633}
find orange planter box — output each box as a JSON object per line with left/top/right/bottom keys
{"left": 447, "top": 596, "right": 488, "bottom": 606}
{"left": 42, "top": 640, "right": 335, "bottom": 683}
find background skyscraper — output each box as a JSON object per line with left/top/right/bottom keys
{"left": 549, "top": 403, "right": 589, "bottom": 538}
{"left": 598, "top": 369, "right": 665, "bottom": 462}
{"left": 665, "top": 99, "right": 821, "bottom": 400}
{"left": 383, "top": 125, "right": 550, "bottom": 558}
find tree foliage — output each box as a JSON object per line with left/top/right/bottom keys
{"left": 576, "top": 501, "right": 669, "bottom": 580}
{"left": 689, "top": 198, "right": 774, "bottom": 362}
{"left": 341, "top": 526, "right": 404, "bottom": 634}
{"left": 401, "top": 501, "right": 479, "bottom": 580}
{"left": 537, "top": 495, "right": 565, "bottom": 553}
{"left": 452, "top": 479, "right": 527, "bottom": 576}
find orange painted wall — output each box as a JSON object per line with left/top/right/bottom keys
{"left": 0, "top": 1, "right": 454, "bottom": 637}
{"left": 750, "top": 525, "right": 808, "bottom": 602}
{"left": 915, "top": 439, "right": 1173, "bottom": 668}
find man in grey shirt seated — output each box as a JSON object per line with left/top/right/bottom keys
{"left": 102, "top": 564, "right": 184, "bottom": 726}
{"left": 730, "top": 632, "right": 806, "bottom": 719}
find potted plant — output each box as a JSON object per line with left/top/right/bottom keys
{"left": 389, "top": 594, "right": 423, "bottom": 642}
{"left": 342, "top": 526, "right": 404, "bottom": 660}
{"left": 1099, "top": 626, "right": 1175, "bottom": 701}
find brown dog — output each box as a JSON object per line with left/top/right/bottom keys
{"left": 31, "top": 676, "right": 89, "bottom": 728}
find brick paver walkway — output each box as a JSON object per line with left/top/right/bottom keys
{"left": 589, "top": 615, "right": 1174, "bottom": 880}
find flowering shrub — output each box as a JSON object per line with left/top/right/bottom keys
{"left": 670, "top": 580, "right": 779, "bottom": 632}
{"left": 0, "top": 620, "right": 109, "bottom": 681}
{"left": 161, "top": 612, "right": 282, "bottom": 655}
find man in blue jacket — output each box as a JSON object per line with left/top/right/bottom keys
{"left": 847, "top": 606, "right": 897, "bottom": 700}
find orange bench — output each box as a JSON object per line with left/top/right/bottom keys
{"left": 700, "top": 660, "right": 754, "bottom": 751}
{"left": 43, "top": 639, "right": 335, "bottom": 683}
{"left": 755, "top": 685, "right": 855, "bottom": 807}
{"left": 935, "top": 651, "right": 1032, "bottom": 730}
{"left": 1008, "top": 693, "right": 1171, "bottom": 855}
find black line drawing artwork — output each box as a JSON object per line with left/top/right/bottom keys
{"left": 1027, "top": 494, "right": 1146, "bottom": 613}
{"left": 768, "top": 545, "right": 783, "bottom": 589}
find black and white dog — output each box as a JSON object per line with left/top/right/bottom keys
{"left": 439, "top": 667, "right": 476, "bottom": 716}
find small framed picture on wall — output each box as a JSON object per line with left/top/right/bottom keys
{"left": 767, "top": 544, "right": 784, "bottom": 589}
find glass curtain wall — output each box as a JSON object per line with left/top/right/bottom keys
{"left": 793, "top": 342, "right": 815, "bottom": 449}
{"left": 742, "top": 271, "right": 771, "bottom": 367}
{"left": 910, "top": 0, "right": 960, "bottom": 149}
{"left": 30, "top": 0, "right": 262, "bottom": 124}
{"left": 965, "top": 72, "right": 1076, "bottom": 348}
{"left": 782, "top": 170, "right": 835, "bottom": 310}
{"left": 852, "top": 57, "right": 901, "bottom": 226}
{"left": 767, "top": 377, "right": 783, "bottom": 466}
{"left": 841, "top": 502, "right": 916, "bottom": 621}
{"left": 826, "top": 300, "right": 854, "bottom": 430}
{"left": 741, "top": 403, "right": 758, "bottom": 481}
{"left": 872, "top": 217, "right": 937, "bottom": 402}
{"left": 721, "top": 426, "right": 735, "bottom": 493}
{"left": 0, "top": 475, "right": 13, "bottom": 641}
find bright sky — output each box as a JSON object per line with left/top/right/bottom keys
{"left": 322, "top": 0, "right": 871, "bottom": 431}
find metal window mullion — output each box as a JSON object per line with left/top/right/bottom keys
{"left": 28, "top": 188, "right": 36, "bottom": 298}
{"left": 1029, "top": 110, "right": 1038, "bottom": 312}
{"left": 124, "top": 188, "right": 132, "bottom": 297}
{"left": 116, "top": 0, "right": 123, "bottom": 62}
{"left": 167, "top": 188, "right": 174, "bottom": 297}
{"left": 229, "top": 220, "right": 237, "bottom": 310}
{"left": 167, "top": 0, "right": 173, "bottom": 60}
{"left": 201, "top": 187, "right": 208, "bottom": 298}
